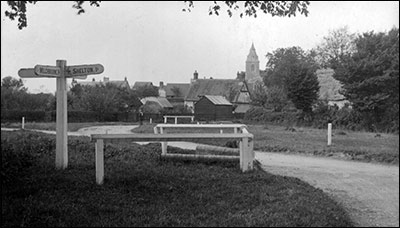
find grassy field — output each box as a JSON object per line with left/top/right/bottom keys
{"left": 131, "top": 123, "right": 399, "bottom": 165}
{"left": 1, "top": 130, "right": 354, "bottom": 227}
{"left": 2, "top": 121, "right": 398, "bottom": 164}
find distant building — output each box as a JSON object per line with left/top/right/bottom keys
{"left": 245, "top": 43, "right": 262, "bottom": 84}
{"left": 72, "top": 77, "right": 130, "bottom": 89}
{"left": 140, "top": 96, "right": 173, "bottom": 113}
{"left": 194, "top": 95, "right": 233, "bottom": 121}
{"left": 158, "top": 81, "right": 190, "bottom": 106}
{"left": 132, "top": 81, "right": 154, "bottom": 90}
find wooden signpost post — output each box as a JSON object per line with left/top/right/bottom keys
{"left": 18, "top": 60, "right": 104, "bottom": 169}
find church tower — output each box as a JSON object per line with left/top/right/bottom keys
{"left": 245, "top": 43, "right": 262, "bottom": 83}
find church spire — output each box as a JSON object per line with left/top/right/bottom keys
{"left": 245, "top": 43, "right": 261, "bottom": 83}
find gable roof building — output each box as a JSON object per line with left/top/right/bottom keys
{"left": 133, "top": 81, "right": 154, "bottom": 90}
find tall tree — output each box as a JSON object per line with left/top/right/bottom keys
{"left": 333, "top": 28, "right": 399, "bottom": 130}
{"left": 3, "top": 1, "right": 309, "bottom": 30}
{"left": 264, "top": 47, "right": 320, "bottom": 113}
{"left": 315, "top": 26, "right": 356, "bottom": 69}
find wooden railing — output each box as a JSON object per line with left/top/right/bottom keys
{"left": 91, "top": 125, "right": 254, "bottom": 185}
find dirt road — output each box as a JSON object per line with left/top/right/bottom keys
{"left": 255, "top": 152, "right": 399, "bottom": 227}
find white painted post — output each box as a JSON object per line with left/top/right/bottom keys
{"left": 220, "top": 129, "right": 223, "bottom": 134}
{"left": 22, "top": 117, "right": 25, "bottom": 129}
{"left": 248, "top": 138, "right": 254, "bottom": 170}
{"left": 164, "top": 116, "right": 167, "bottom": 123}
{"left": 241, "top": 137, "right": 250, "bottom": 172}
{"left": 175, "top": 117, "right": 178, "bottom": 124}
{"left": 191, "top": 116, "right": 194, "bottom": 122}
{"left": 327, "top": 123, "right": 332, "bottom": 146}
{"left": 160, "top": 127, "right": 167, "bottom": 155}
{"left": 95, "top": 139, "right": 104, "bottom": 185}
{"left": 55, "top": 60, "right": 68, "bottom": 169}
{"left": 150, "top": 118, "right": 152, "bottom": 124}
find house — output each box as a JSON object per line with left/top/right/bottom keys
{"left": 158, "top": 81, "right": 190, "bottom": 106}
{"left": 184, "top": 77, "right": 242, "bottom": 110}
{"left": 132, "top": 81, "right": 154, "bottom": 90}
{"left": 140, "top": 96, "right": 173, "bottom": 113}
{"left": 317, "top": 68, "right": 349, "bottom": 109}
{"left": 72, "top": 77, "right": 130, "bottom": 89}
{"left": 194, "top": 95, "right": 233, "bottom": 121}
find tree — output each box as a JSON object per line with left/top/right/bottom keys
{"left": 133, "top": 84, "right": 159, "bottom": 99}
{"left": 1, "top": 76, "right": 26, "bottom": 91}
{"left": 333, "top": 28, "right": 399, "bottom": 131}
{"left": 315, "top": 26, "right": 356, "bottom": 69}
{"left": 264, "top": 46, "right": 320, "bottom": 113}
{"left": 170, "top": 86, "right": 182, "bottom": 97}
{"left": 3, "top": 1, "right": 310, "bottom": 30}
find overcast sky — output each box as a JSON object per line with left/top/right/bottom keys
{"left": 1, "top": 1, "right": 399, "bottom": 93}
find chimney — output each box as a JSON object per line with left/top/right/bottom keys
{"left": 103, "top": 77, "right": 109, "bottom": 82}
{"left": 159, "top": 81, "right": 164, "bottom": 88}
{"left": 193, "top": 70, "right": 198, "bottom": 80}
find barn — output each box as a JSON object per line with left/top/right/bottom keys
{"left": 194, "top": 95, "right": 233, "bottom": 121}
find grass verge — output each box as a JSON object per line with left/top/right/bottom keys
{"left": 131, "top": 123, "right": 399, "bottom": 165}
{"left": 2, "top": 130, "right": 353, "bottom": 227}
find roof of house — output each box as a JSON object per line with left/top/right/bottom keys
{"left": 164, "top": 83, "right": 190, "bottom": 98}
{"left": 141, "top": 97, "right": 173, "bottom": 108}
{"left": 199, "top": 95, "right": 232, "bottom": 106}
{"left": 133, "top": 81, "right": 153, "bottom": 89}
{"left": 185, "top": 79, "right": 243, "bottom": 102}
{"left": 234, "top": 104, "right": 251, "bottom": 113}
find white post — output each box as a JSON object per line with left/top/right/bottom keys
{"left": 175, "top": 117, "right": 177, "bottom": 124}
{"left": 164, "top": 116, "right": 167, "bottom": 123}
{"left": 191, "top": 116, "right": 194, "bottom": 122}
{"left": 22, "top": 117, "right": 25, "bottom": 129}
{"left": 95, "top": 139, "right": 104, "bottom": 185}
{"left": 150, "top": 118, "right": 152, "bottom": 124}
{"left": 220, "top": 129, "right": 223, "bottom": 134}
{"left": 327, "top": 123, "right": 332, "bottom": 146}
{"left": 160, "top": 127, "right": 167, "bottom": 155}
{"left": 55, "top": 60, "right": 68, "bottom": 169}
{"left": 249, "top": 138, "right": 254, "bottom": 170}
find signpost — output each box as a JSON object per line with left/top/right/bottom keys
{"left": 18, "top": 60, "right": 104, "bottom": 170}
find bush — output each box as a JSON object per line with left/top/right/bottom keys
{"left": 1, "top": 131, "right": 55, "bottom": 185}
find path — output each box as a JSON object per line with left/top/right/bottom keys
{"left": 255, "top": 152, "right": 399, "bottom": 227}
{"left": 2, "top": 126, "right": 399, "bottom": 226}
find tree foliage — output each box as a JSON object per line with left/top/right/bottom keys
{"left": 4, "top": 1, "right": 309, "bottom": 30}
{"left": 333, "top": 28, "right": 399, "bottom": 131}
{"left": 133, "top": 84, "right": 159, "bottom": 99}
{"left": 315, "top": 26, "right": 356, "bottom": 69}
{"left": 264, "top": 47, "right": 320, "bottom": 113}
{"left": 69, "top": 83, "right": 141, "bottom": 114}
{"left": 183, "top": 1, "right": 309, "bottom": 18}
{"left": 1, "top": 76, "right": 53, "bottom": 111}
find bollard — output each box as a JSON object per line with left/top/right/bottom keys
{"left": 327, "top": 123, "right": 332, "bottom": 146}
{"left": 22, "top": 117, "right": 25, "bottom": 129}
{"left": 150, "top": 118, "right": 152, "bottom": 124}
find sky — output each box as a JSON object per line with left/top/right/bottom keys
{"left": 1, "top": 1, "right": 399, "bottom": 94}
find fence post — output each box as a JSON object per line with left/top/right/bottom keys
{"left": 327, "top": 123, "right": 332, "bottom": 146}
{"left": 160, "top": 127, "right": 167, "bottom": 155}
{"left": 95, "top": 139, "right": 104, "bottom": 185}
{"left": 22, "top": 117, "right": 25, "bottom": 129}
